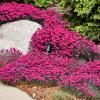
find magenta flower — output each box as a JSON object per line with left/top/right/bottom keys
{"left": 0, "top": 3, "right": 99, "bottom": 96}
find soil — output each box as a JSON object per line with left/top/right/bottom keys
{"left": 16, "top": 82, "right": 87, "bottom": 100}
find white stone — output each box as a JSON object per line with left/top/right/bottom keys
{"left": 0, "top": 20, "right": 41, "bottom": 54}
{"left": 0, "top": 82, "right": 34, "bottom": 100}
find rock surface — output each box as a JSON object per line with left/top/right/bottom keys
{"left": 0, "top": 20, "right": 41, "bottom": 54}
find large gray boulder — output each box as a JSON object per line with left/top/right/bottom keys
{"left": 0, "top": 20, "right": 41, "bottom": 54}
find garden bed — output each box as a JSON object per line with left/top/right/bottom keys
{"left": 0, "top": 3, "right": 100, "bottom": 100}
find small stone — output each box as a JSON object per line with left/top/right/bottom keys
{"left": 32, "top": 93, "right": 36, "bottom": 99}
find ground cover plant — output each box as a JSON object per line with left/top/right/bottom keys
{"left": 3, "top": 0, "right": 99, "bottom": 43}
{"left": 0, "top": 3, "right": 100, "bottom": 98}
{"left": 0, "top": 48, "right": 22, "bottom": 67}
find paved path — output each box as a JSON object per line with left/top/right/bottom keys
{"left": 0, "top": 82, "right": 35, "bottom": 100}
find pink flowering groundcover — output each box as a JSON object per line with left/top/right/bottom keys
{"left": 0, "top": 3, "right": 100, "bottom": 96}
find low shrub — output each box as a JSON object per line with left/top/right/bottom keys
{"left": 0, "top": 51, "right": 100, "bottom": 96}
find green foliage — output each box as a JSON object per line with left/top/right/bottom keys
{"left": 71, "top": 0, "right": 97, "bottom": 17}
{"left": 0, "top": 0, "right": 34, "bottom": 4}
{"left": 62, "top": 0, "right": 100, "bottom": 42}
{"left": 71, "top": 22, "right": 100, "bottom": 40}
{"left": 52, "top": 90, "right": 73, "bottom": 100}
{"left": 61, "top": 85, "right": 84, "bottom": 98}
{"left": 14, "top": 0, "right": 53, "bottom": 8}
{"left": 33, "top": 0, "right": 53, "bottom": 8}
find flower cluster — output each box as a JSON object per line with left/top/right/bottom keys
{"left": 0, "top": 3, "right": 98, "bottom": 60}
{"left": 0, "top": 3, "right": 99, "bottom": 96}
{"left": 31, "top": 27, "right": 98, "bottom": 60}
{"left": 0, "top": 48, "right": 22, "bottom": 67}
{"left": 0, "top": 2, "right": 42, "bottom": 25}
{"left": 0, "top": 51, "right": 99, "bottom": 96}
{"left": 60, "top": 60, "right": 100, "bottom": 96}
